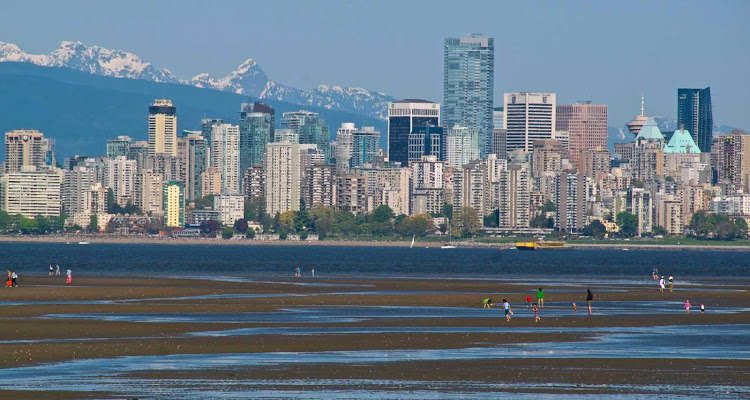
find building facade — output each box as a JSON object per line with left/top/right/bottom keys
{"left": 556, "top": 102, "right": 608, "bottom": 167}
{"left": 5, "top": 129, "right": 45, "bottom": 173}
{"left": 265, "top": 141, "right": 301, "bottom": 216}
{"left": 148, "top": 99, "right": 177, "bottom": 157}
{"left": 163, "top": 182, "right": 185, "bottom": 227}
{"left": 210, "top": 123, "right": 240, "bottom": 195}
{"left": 677, "top": 87, "right": 712, "bottom": 152}
{"left": 387, "top": 100, "right": 440, "bottom": 165}
{"left": 504, "top": 92, "right": 556, "bottom": 154}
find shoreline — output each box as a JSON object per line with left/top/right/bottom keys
{"left": 2, "top": 235, "right": 750, "bottom": 251}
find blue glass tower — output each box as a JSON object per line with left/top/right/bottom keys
{"left": 443, "top": 35, "right": 494, "bottom": 158}
{"left": 677, "top": 87, "right": 712, "bottom": 152}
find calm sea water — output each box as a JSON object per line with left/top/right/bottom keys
{"left": 1, "top": 242, "right": 748, "bottom": 278}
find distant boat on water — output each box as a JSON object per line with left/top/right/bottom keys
{"left": 516, "top": 241, "right": 565, "bottom": 250}
{"left": 78, "top": 241, "right": 90, "bottom": 245}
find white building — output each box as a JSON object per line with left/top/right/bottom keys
{"left": 444, "top": 126, "right": 480, "bottom": 168}
{"left": 215, "top": 193, "right": 244, "bottom": 226}
{"left": 411, "top": 156, "right": 445, "bottom": 215}
{"left": 148, "top": 99, "right": 177, "bottom": 157}
{"left": 0, "top": 166, "right": 62, "bottom": 217}
{"left": 631, "top": 188, "right": 653, "bottom": 236}
{"left": 335, "top": 123, "right": 355, "bottom": 175}
{"left": 498, "top": 165, "right": 531, "bottom": 228}
{"left": 135, "top": 169, "right": 164, "bottom": 216}
{"left": 210, "top": 123, "right": 240, "bottom": 195}
{"left": 63, "top": 166, "right": 98, "bottom": 215}
{"left": 103, "top": 156, "right": 138, "bottom": 207}
{"left": 504, "top": 92, "right": 556, "bottom": 153}
{"left": 265, "top": 141, "right": 301, "bottom": 216}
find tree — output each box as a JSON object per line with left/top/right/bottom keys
{"left": 616, "top": 211, "right": 638, "bottom": 237}
{"left": 735, "top": 218, "right": 748, "bottom": 239}
{"left": 541, "top": 201, "right": 555, "bottom": 213}
{"left": 244, "top": 197, "right": 265, "bottom": 222}
{"left": 201, "top": 219, "right": 221, "bottom": 234}
{"left": 89, "top": 214, "right": 99, "bottom": 232}
{"left": 247, "top": 229, "right": 256, "bottom": 239}
{"left": 715, "top": 219, "right": 737, "bottom": 240}
{"left": 293, "top": 210, "right": 310, "bottom": 232}
{"left": 582, "top": 220, "right": 607, "bottom": 238}
{"left": 233, "top": 218, "right": 249, "bottom": 234}
{"left": 397, "top": 214, "right": 435, "bottom": 237}
{"left": 221, "top": 227, "right": 234, "bottom": 239}
{"left": 689, "top": 210, "right": 712, "bottom": 238}
{"left": 453, "top": 207, "right": 480, "bottom": 238}
{"left": 370, "top": 205, "right": 395, "bottom": 224}
{"left": 530, "top": 213, "right": 553, "bottom": 229}
{"left": 279, "top": 211, "right": 295, "bottom": 231}
{"left": 35, "top": 215, "right": 49, "bottom": 234}
{"left": 442, "top": 203, "right": 453, "bottom": 220}
{"left": 438, "top": 223, "right": 448, "bottom": 235}
{"left": 0, "top": 210, "right": 9, "bottom": 232}
{"left": 278, "top": 228, "right": 289, "bottom": 240}
{"left": 652, "top": 225, "right": 667, "bottom": 236}
{"left": 309, "top": 204, "right": 335, "bottom": 237}
{"left": 483, "top": 210, "right": 499, "bottom": 228}
{"left": 334, "top": 211, "right": 355, "bottom": 235}
{"left": 106, "top": 188, "right": 117, "bottom": 213}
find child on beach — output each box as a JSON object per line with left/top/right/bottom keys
{"left": 700, "top": 303, "right": 705, "bottom": 313}
{"left": 55, "top": 264, "right": 60, "bottom": 275}
{"left": 66, "top": 269, "right": 72, "bottom": 285}
{"left": 537, "top": 288, "right": 544, "bottom": 308}
{"left": 573, "top": 302, "right": 577, "bottom": 313}
{"left": 525, "top": 294, "right": 532, "bottom": 307}
{"left": 483, "top": 298, "right": 493, "bottom": 308}
{"left": 532, "top": 303, "right": 540, "bottom": 322}
{"left": 503, "top": 299, "right": 512, "bottom": 321}
{"left": 11, "top": 271, "right": 17, "bottom": 287}
{"left": 685, "top": 300, "right": 691, "bottom": 313}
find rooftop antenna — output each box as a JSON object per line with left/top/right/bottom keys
{"left": 640, "top": 92, "right": 645, "bottom": 116}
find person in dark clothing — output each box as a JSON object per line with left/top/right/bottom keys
{"left": 586, "top": 289, "right": 593, "bottom": 315}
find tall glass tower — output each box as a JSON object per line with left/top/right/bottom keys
{"left": 677, "top": 87, "right": 712, "bottom": 152}
{"left": 280, "top": 111, "right": 330, "bottom": 161}
{"left": 239, "top": 102, "right": 274, "bottom": 171}
{"left": 443, "top": 35, "right": 494, "bottom": 158}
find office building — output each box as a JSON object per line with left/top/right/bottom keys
{"left": 444, "top": 35, "right": 494, "bottom": 157}
{"left": 148, "top": 99, "right": 177, "bottom": 157}
{"left": 351, "top": 126, "right": 380, "bottom": 169}
{"left": 0, "top": 166, "right": 62, "bottom": 217}
{"left": 493, "top": 107, "right": 504, "bottom": 130}
{"left": 210, "top": 123, "right": 240, "bottom": 195}
{"left": 280, "top": 111, "right": 329, "bottom": 160}
{"left": 444, "top": 126, "right": 480, "bottom": 168}
{"left": 556, "top": 102, "right": 608, "bottom": 166}
{"left": 163, "top": 181, "right": 185, "bottom": 227}
{"left": 504, "top": 93, "right": 556, "bottom": 154}
{"left": 265, "top": 141, "right": 301, "bottom": 216}
{"left": 5, "top": 129, "right": 45, "bottom": 173}
{"left": 239, "top": 103, "right": 274, "bottom": 171}
{"left": 42, "top": 138, "right": 56, "bottom": 166}
{"left": 677, "top": 87, "right": 713, "bottom": 152}
{"left": 408, "top": 125, "right": 443, "bottom": 163}
{"left": 184, "top": 133, "right": 208, "bottom": 201}
{"left": 388, "top": 99, "right": 440, "bottom": 164}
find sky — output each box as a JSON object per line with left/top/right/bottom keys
{"left": 1, "top": 0, "right": 749, "bottom": 130}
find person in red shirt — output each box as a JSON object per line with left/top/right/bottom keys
{"left": 525, "top": 294, "right": 532, "bottom": 307}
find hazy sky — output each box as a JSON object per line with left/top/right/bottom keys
{"left": 2, "top": 0, "right": 748, "bottom": 129}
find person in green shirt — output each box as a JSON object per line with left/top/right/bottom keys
{"left": 482, "top": 298, "right": 493, "bottom": 308}
{"left": 537, "top": 288, "right": 544, "bottom": 308}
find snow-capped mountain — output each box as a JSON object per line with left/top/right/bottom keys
{"left": 0, "top": 41, "right": 394, "bottom": 120}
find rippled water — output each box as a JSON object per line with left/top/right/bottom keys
{"left": 2, "top": 242, "right": 750, "bottom": 278}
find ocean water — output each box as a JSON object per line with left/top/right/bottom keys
{"left": 1, "top": 242, "right": 749, "bottom": 278}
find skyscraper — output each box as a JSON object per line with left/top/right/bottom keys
{"left": 210, "top": 123, "right": 240, "bottom": 195}
{"left": 239, "top": 105, "right": 274, "bottom": 172}
{"left": 163, "top": 181, "right": 185, "bottom": 227}
{"left": 107, "top": 136, "right": 133, "bottom": 159}
{"left": 265, "top": 141, "right": 301, "bottom": 216}
{"left": 280, "top": 111, "right": 329, "bottom": 160}
{"left": 444, "top": 126, "right": 480, "bottom": 168}
{"left": 5, "top": 129, "right": 45, "bottom": 173}
{"left": 677, "top": 87, "right": 713, "bottom": 152}
{"left": 335, "top": 123, "right": 356, "bottom": 175}
{"left": 387, "top": 99, "right": 440, "bottom": 165}
{"left": 408, "top": 125, "right": 443, "bottom": 163}
{"left": 351, "top": 126, "right": 380, "bottom": 169}
{"left": 148, "top": 99, "right": 177, "bottom": 157}
{"left": 184, "top": 133, "right": 208, "bottom": 201}
{"left": 504, "top": 93, "right": 556, "bottom": 154}
{"left": 556, "top": 102, "right": 608, "bottom": 167}
{"left": 443, "top": 35, "right": 494, "bottom": 157}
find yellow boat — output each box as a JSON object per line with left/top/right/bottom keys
{"left": 516, "top": 241, "right": 565, "bottom": 250}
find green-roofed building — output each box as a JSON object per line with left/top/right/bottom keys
{"left": 663, "top": 127, "right": 700, "bottom": 154}
{"left": 634, "top": 118, "right": 665, "bottom": 142}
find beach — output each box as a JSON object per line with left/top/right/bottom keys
{"left": 0, "top": 274, "right": 747, "bottom": 398}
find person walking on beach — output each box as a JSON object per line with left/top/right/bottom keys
{"left": 483, "top": 298, "right": 493, "bottom": 308}
{"left": 537, "top": 288, "right": 545, "bottom": 308}
{"left": 668, "top": 275, "right": 674, "bottom": 292}
{"left": 685, "top": 300, "right": 691, "bottom": 314}
{"left": 586, "top": 289, "right": 593, "bottom": 315}
{"left": 11, "top": 271, "right": 18, "bottom": 287}
{"left": 700, "top": 303, "right": 705, "bottom": 313}
{"left": 311, "top": 268, "right": 315, "bottom": 278}
{"left": 525, "top": 294, "right": 532, "bottom": 307}
{"left": 659, "top": 276, "right": 666, "bottom": 293}
{"left": 66, "top": 269, "right": 72, "bottom": 285}
{"left": 573, "top": 303, "right": 578, "bottom": 313}
{"left": 652, "top": 268, "right": 659, "bottom": 280}
{"left": 503, "top": 299, "right": 512, "bottom": 322}
{"left": 49, "top": 264, "right": 53, "bottom": 275}
{"left": 55, "top": 264, "right": 60, "bottom": 275}
{"left": 532, "top": 303, "right": 540, "bottom": 322}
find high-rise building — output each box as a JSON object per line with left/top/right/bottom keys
{"left": 553, "top": 172, "right": 590, "bottom": 232}
{"left": 215, "top": 193, "right": 244, "bottom": 226}
{"left": 491, "top": 129, "right": 507, "bottom": 159}
{"left": 302, "top": 163, "right": 335, "bottom": 209}
{"left": 351, "top": 127, "right": 380, "bottom": 169}
{"left": 280, "top": 111, "right": 329, "bottom": 160}
{"left": 163, "top": 181, "right": 185, "bottom": 227}
{"left": 452, "top": 161, "right": 487, "bottom": 226}
{"left": 107, "top": 136, "right": 133, "bottom": 159}
{"left": 184, "top": 133, "right": 208, "bottom": 201}
{"left": 444, "top": 126, "right": 480, "bottom": 168}
{"left": 335, "top": 174, "right": 368, "bottom": 215}
{"left": 63, "top": 166, "right": 98, "bottom": 215}
{"left": 408, "top": 125, "right": 443, "bottom": 163}
{"left": 556, "top": 102, "right": 608, "bottom": 166}
{"left": 531, "top": 139, "right": 567, "bottom": 178}
{"left": 444, "top": 35, "right": 494, "bottom": 157}
{"left": 712, "top": 130, "right": 750, "bottom": 188}
{"left": 200, "top": 167, "right": 222, "bottom": 198}
{"left": 242, "top": 164, "right": 265, "bottom": 200}
{"left": 265, "top": 141, "right": 301, "bottom": 216}
{"left": 493, "top": 107, "right": 504, "bottom": 130}
{"left": 128, "top": 141, "right": 149, "bottom": 167}
{"left": 239, "top": 103, "right": 274, "bottom": 172}
{"left": 504, "top": 93, "right": 556, "bottom": 154}
{"left": 201, "top": 118, "right": 223, "bottom": 147}
{"left": 0, "top": 166, "right": 62, "bottom": 217}
{"left": 42, "top": 138, "right": 56, "bottom": 167}
{"left": 135, "top": 169, "right": 164, "bottom": 216}
{"left": 148, "top": 99, "right": 177, "bottom": 157}
{"left": 335, "top": 123, "right": 356, "bottom": 175}
{"left": 103, "top": 156, "right": 138, "bottom": 207}
{"left": 387, "top": 100, "right": 440, "bottom": 165}
{"left": 5, "top": 129, "right": 45, "bottom": 173}
{"left": 677, "top": 87, "right": 713, "bottom": 152}
{"left": 579, "top": 147, "right": 611, "bottom": 178}
{"left": 210, "top": 123, "right": 240, "bottom": 195}
{"left": 631, "top": 187, "right": 653, "bottom": 236}
{"left": 410, "top": 156, "right": 445, "bottom": 215}
{"left": 497, "top": 164, "right": 531, "bottom": 228}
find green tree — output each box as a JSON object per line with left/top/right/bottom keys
{"left": 278, "top": 228, "right": 289, "bottom": 240}
{"left": 244, "top": 197, "right": 265, "bottom": 222}
{"left": 309, "top": 204, "right": 335, "bottom": 237}
{"left": 35, "top": 215, "right": 49, "bottom": 234}
{"left": 715, "top": 218, "right": 737, "bottom": 240}
{"left": 201, "top": 219, "right": 221, "bottom": 234}
{"left": 442, "top": 203, "right": 453, "bottom": 220}
{"left": 370, "top": 205, "right": 395, "bottom": 224}
{"left": 221, "top": 227, "right": 234, "bottom": 239}
{"left": 483, "top": 210, "right": 499, "bottom": 228}
{"left": 106, "top": 188, "right": 117, "bottom": 213}
{"left": 247, "top": 229, "right": 256, "bottom": 239}
{"left": 279, "top": 211, "right": 296, "bottom": 231}
{"left": 689, "top": 210, "right": 712, "bottom": 238}
{"left": 541, "top": 201, "right": 555, "bottom": 213}
{"left": 89, "top": 214, "right": 99, "bottom": 232}
{"left": 233, "top": 218, "right": 249, "bottom": 234}
{"left": 616, "top": 211, "right": 638, "bottom": 237}
{"left": 735, "top": 218, "right": 748, "bottom": 239}
{"left": 530, "top": 213, "right": 554, "bottom": 229}
{"left": 652, "top": 225, "right": 667, "bottom": 236}
{"left": 0, "top": 210, "right": 10, "bottom": 231}
{"left": 582, "top": 220, "right": 607, "bottom": 238}
{"left": 334, "top": 211, "right": 355, "bottom": 235}
{"left": 293, "top": 210, "right": 310, "bottom": 232}
{"left": 453, "top": 207, "right": 480, "bottom": 238}
{"left": 396, "top": 214, "right": 435, "bottom": 237}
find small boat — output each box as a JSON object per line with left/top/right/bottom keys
{"left": 78, "top": 241, "right": 90, "bottom": 245}
{"left": 410, "top": 236, "right": 415, "bottom": 248}
{"left": 516, "top": 241, "right": 565, "bottom": 250}
{"left": 441, "top": 219, "right": 456, "bottom": 248}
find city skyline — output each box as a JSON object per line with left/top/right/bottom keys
{"left": 1, "top": 0, "right": 748, "bottom": 131}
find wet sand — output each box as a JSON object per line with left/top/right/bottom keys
{"left": 0, "top": 275, "right": 747, "bottom": 398}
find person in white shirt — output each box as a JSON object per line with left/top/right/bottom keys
{"left": 659, "top": 276, "right": 665, "bottom": 293}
